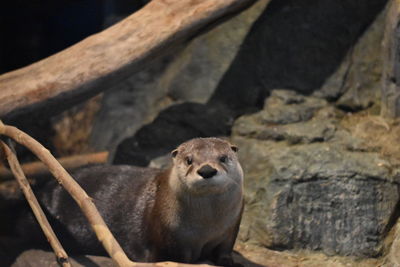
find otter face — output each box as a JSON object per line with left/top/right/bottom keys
{"left": 170, "top": 138, "right": 243, "bottom": 195}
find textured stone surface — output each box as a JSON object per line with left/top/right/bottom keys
{"left": 160, "top": 0, "right": 270, "bottom": 103}
{"left": 380, "top": 0, "right": 400, "bottom": 119}
{"left": 314, "top": 5, "right": 386, "bottom": 110}
{"left": 209, "top": 0, "right": 387, "bottom": 111}
{"left": 89, "top": 53, "right": 178, "bottom": 156}
{"left": 235, "top": 243, "right": 381, "bottom": 267}
{"left": 113, "top": 103, "right": 235, "bottom": 166}
{"left": 233, "top": 90, "right": 335, "bottom": 144}
{"left": 258, "top": 90, "right": 328, "bottom": 125}
{"left": 89, "top": 0, "right": 269, "bottom": 155}
{"left": 91, "top": 0, "right": 387, "bottom": 157}
{"left": 383, "top": 219, "right": 400, "bottom": 266}
{"left": 266, "top": 145, "right": 397, "bottom": 256}
{"left": 233, "top": 90, "right": 400, "bottom": 257}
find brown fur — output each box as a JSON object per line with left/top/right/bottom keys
{"left": 14, "top": 138, "right": 244, "bottom": 266}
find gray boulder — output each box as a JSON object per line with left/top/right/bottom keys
{"left": 234, "top": 90, "right": 400, "bottom": 257}
{"left": 233, "top": 90, "right": 335, "bottom": 144}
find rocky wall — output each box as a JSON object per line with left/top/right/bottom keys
{"left": 110, "top": 2, "right": 400, "bottom": 260}
{"left": 233, "top": 90, "right": 400, "bottom": 257}
{"left": 89, "top": 0, "right": 270, "bottom": 156}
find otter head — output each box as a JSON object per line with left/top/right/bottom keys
{"left": 170, "top": 137, "right": 243, "bottom": 195}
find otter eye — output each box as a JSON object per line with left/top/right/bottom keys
{"left": 219, "top": 155, "right": 228, "bottom": 163}
{"left": 186, "top": 157, "right": 193, "bottom": 165}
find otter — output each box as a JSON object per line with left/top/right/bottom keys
{"left": 14, "top": 137, "right": 244, "bottom": 266}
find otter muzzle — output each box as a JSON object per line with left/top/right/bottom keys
{"left": 197, "top": 165, "right": 217, "bottom": 179}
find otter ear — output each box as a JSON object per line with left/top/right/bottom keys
{"left": 171, "top": 149, "right": 178, "bottom": 158}
{"left": 231, "top": 145, "right": 239, "bottom": 153}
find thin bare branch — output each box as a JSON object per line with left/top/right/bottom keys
{"left": 0, "top": 151, "right": 108, "bottom": 181}
{"left": 0, "top": 141, "right": 71, "bottom": 267}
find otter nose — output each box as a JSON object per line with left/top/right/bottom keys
{"left": 197, "top": 165, "right": 217, "bottom": 179}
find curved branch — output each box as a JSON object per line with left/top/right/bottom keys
{"left": 1, "top": 141, "right": 71, "bottom": 267}
{"left": 0, "top": 0, "right": 256, "bottom": 120}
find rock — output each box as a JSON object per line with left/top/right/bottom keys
{"left": 162, "top": 0, "right": 270, "bottom": 103}
{"left": 113, "top": 103, "right": 235, "bottom": 166}
{"left": 234, "top": 110, "right": 339, "bottom": 144}
{"left": 91, "top": 0, "right": 387, "bottom": 156}
{"left": 89, "top": 0, "right": 269, "bottom": 155}
{"left": 89, "top": 53, "right": 179, "bottom": 156}
{"left": 266, "top": 145, "right": 397, "bottom": 256}
{"left": 233, "top": 90, "right": 400, "bottom": 257}
{"left": 383, "top": 220, "right": 400, "bottom": 267}
{"left": 381, "top": 0, "right": 400, "bottom": 119}
{"left": 209, "top": 0, "right": 387, "bottom": 111}
{"left": 259, "top": 90, "right": 328, "bottom": 125}
{"left": 237, "top": 138, "right": 399, "bottom": 257}
{"left": 346, "top": 115, "right": 400, "bottom": 164}
{"left": 51, "top": 95, "right": 102, "bottom": 156}
{"left": 314, "top": 4, "right": 387, "bottom": 110}
{"left": 233, "top": 90, "right": 335, "bottom": 143}
{"left": 235, "top": 243, "right": 381, "bottom": 267}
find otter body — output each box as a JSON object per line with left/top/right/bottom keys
{"left": 16, "top": 138, "right": 244, "bottom": 266}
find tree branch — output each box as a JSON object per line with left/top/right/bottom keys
{"left": 0, "top": 141, "right": 71, "bottom": 267}
{"left": 0, "top": 151, "right": 109, "bottom": 181}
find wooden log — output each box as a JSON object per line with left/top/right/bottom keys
{"left": 0, "top": 0, "right": 256, "bottom": 120}
{"left": 0, "top": 151, "right": 108, "bottom": 181}
{"left": 381, "top": 0, "right": 400, "bottom": 118}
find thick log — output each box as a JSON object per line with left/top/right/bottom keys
{"left": 381, "top": 0, "right": 400, "bottom": 118}
{"left": 0, "top": 0, "right": 256, "bottom": 120}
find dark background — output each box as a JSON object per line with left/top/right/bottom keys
{"left": 0, "top": 0, "right": 148, "bottom": 74}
